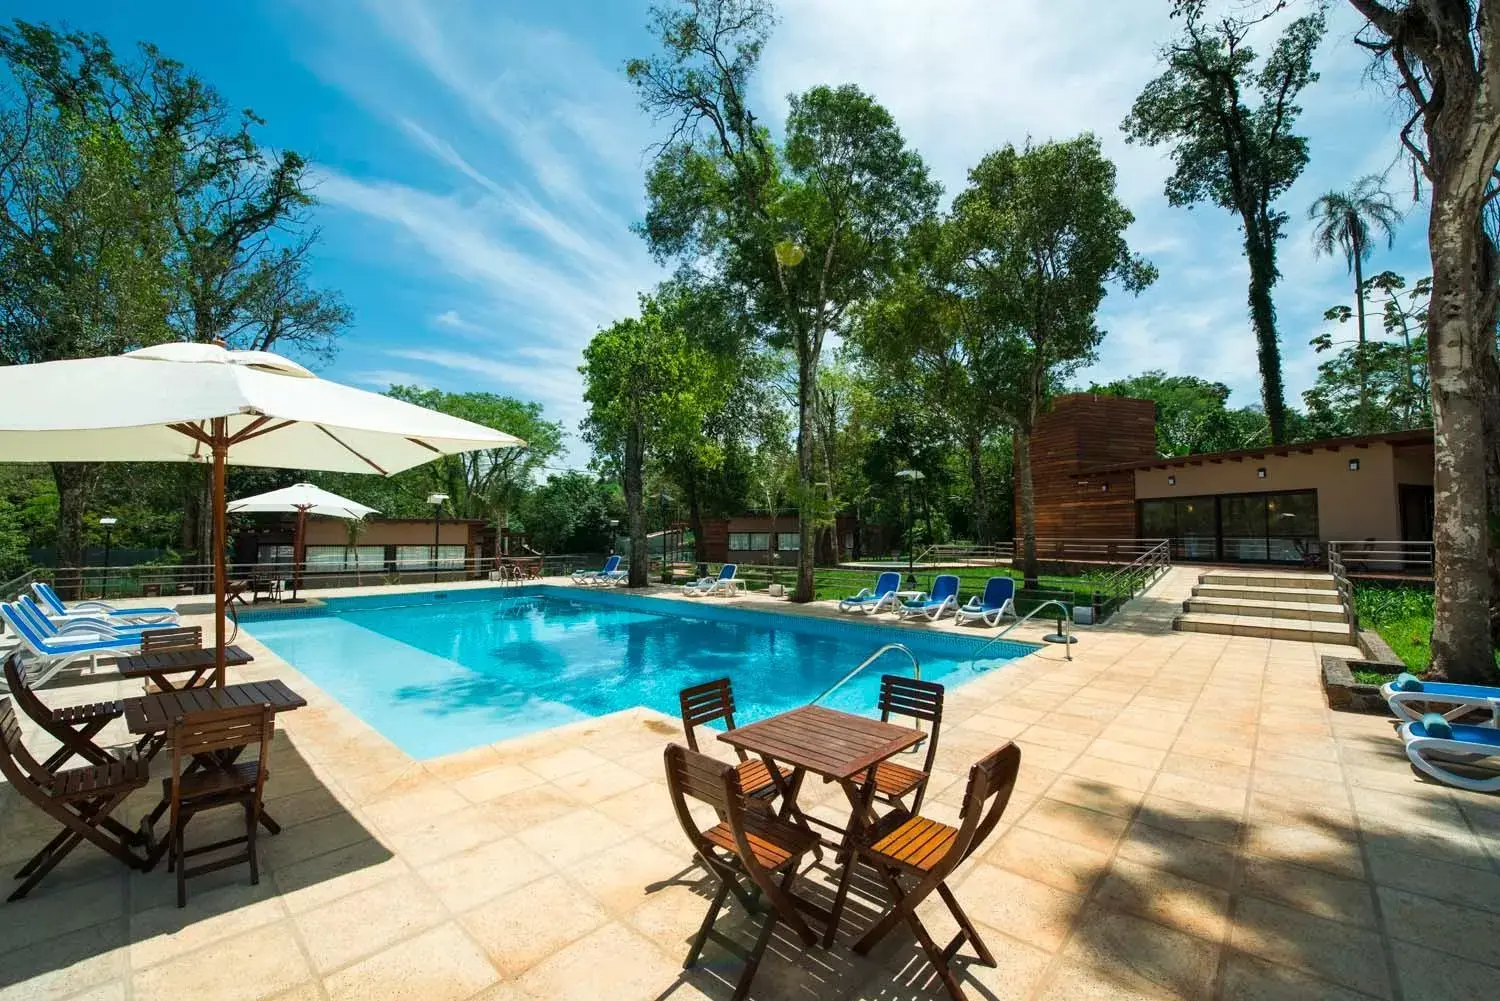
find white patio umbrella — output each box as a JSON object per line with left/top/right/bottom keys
{"left": 228, "top": 483, "right": 380, "bottom": 598}
{"left": 0, "top": 342, "right": 524, "bottom": 683}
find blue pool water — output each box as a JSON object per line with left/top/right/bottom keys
{"left": 244, "top": 587, "right": 1036, "bottom": 759}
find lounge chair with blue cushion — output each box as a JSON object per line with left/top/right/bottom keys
{"left": 683, "top": 564, "right": 738, "bottom": 596}
{"left": 954, "top": 577, "right": 1017, "bottom": 627}
{"left": 0, "top": 603, "right": 141, "bottom": 689}
{"left": 838, "top": 572, "right": 902, "bottom": 614}
{"left": 1401, "top": 709, "right": 1500, "bottom": 793}
{"left": 16, "top": 597, "right": 157, "bottom": 642}
{"left": 898, "top": 574, "right": 961, "bottom": 621}
{"left": 1382, "top": 672, "right": 1500, "bottom": 724}
{"left": 32, "top": 581, "right": 177, "bottom": 624}
{"left": 572, "top": 555, "right": 620, "bottom": 586}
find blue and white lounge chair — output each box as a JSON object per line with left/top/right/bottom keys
{"left": 31, "top": 581, "right": 177, "bottom": 624}
{"left": 572, "top": 555, "right": 620, "bottom": 586}
{"left": 684, "top": 564, "right": 738, "bottom": 596}
{"left": 898, "top": 575, "right": 960, "bottom": 621}
{"left": 0, "top": 602, "right": 141, "bottom": 688}
{"left": 1401, "top": 709, "right": 1500, "bottom": 793}
{"left": 838, "top": 572, "right": 902, "bottom": 614}
{"left": 954, "top": 577, "right": 1017, "bottom": 627}
{"left": 1381, "top": 672, "right": 1500, "bottom": 724}
{"left": 15, "top": 597, "right": 157, "bottom": 641}
{"left": 32, "top": 580, "right": 177, "bottom": 623}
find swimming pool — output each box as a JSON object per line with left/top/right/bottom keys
{"left": 243, "top": 587, "right": 1037, "bottom": 759}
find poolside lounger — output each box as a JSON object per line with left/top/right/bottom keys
{"left": 572, "top": 555, "right": 620, "bottom": 586}
{"left": 838, "top": 571, "right": 902, "bottom": 614}
{"left": 852, "top": 742, "right": 1021, "bottom": 1001}
{"left": 954, "top": 577, "right": 1018, "bottom": 627}
{"left": 683, "top": 564, "right": 739, "bottom": 597}
{"left": 897, "top": 574, "right": 960, "bottom": 621}
{"left": 664, "top": 743, "right": 820, "bottom": 1001}
{"left": 0, "top": 602, "right": 142, "bottom": 688}
{"left": 1401, "top": 709, "right": 1500, "bottom": 793}
{"left": 17, "top": 596, "right": 158, "bottom": 641}
{"left": 1382, "top": 672, "right": 1500, "bottom": 724}
{"left": 32, "top": 581, "right": 178, "bottom": 624}
{"left": 0, "top": 696, "right": 150, "bottom": 900}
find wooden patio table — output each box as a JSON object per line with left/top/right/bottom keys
{"left": 114, "top": 644, "right": 253, "bottom": 693}
{"left": 124, "top": 679, "right": 305, "bottom": 865}
{"left": 718, "top": 703, "right": 925, "bottom": 946}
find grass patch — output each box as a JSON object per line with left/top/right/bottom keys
{"left": 1354, "top": 585, "right": 1435, "bottom": 672}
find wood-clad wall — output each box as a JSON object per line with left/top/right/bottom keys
{"left": 1019, "top": 394, "right": 1157, "bottom": 539}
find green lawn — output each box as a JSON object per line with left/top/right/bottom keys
{"left": 1352, "top": 584, "right": 1500, "bottom": 681}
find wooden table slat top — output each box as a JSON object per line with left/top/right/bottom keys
{"left": 114, "top": 644, "right": 253, "bottom": 678}
{"left": 718, "top": 705, "right": 924, "bottom": 782}
{"left": 123, "top": 679, "right": 305, "bottom": 735}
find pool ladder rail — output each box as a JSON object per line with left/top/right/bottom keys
{"left": 811, "top": 643, "right": 920, "bottom": 706}
{"left": 967, "top": 599, "right": 1074, "bottom": 668}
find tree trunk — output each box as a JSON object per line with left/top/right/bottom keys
{"left": 793, "top": 340, "right": 816, "bottom": 602}
{"left": 965, "top": 430, "right": 989, "bottom": 545}
{"left": 1015, "top": 428, "right": 1039, "bottom": 588}
{"left": 1244, "top": 234, "right": 1288, "bottom": 444}
{"left": 1425, "top": 194, "right": 1495, "bottom": 682}
{"left": 50, "top": 462, "right": 101, "bottom": 600}
{"left": 1481, "top": 343, "right": 1500, "bottom": 652}
{"left": 682, "top": 463, "right": 706, "bottom": 566}
{"left": 624, "top": 421, "right": 647, "bottom": 588}
{"left": 1353, "top": 249, "right": 1369, "bottom": 433}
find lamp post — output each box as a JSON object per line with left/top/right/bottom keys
{"left": 98, "top": 516, "right": 117, "bottom": 599}
{"left": 895, "top": 469, "right": 924, "bottom": 588}
{"left": 427, "top": 493, "right": 448, "bottom": 583}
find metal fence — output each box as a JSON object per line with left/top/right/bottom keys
{"left": 1326, "top": 540, "right": 1434, "bottom": 578}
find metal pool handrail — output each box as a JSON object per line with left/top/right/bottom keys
{"left": 969, "top": 599, "right": 1075, "bottom": 666}
{"left": 811, "top": 643, "right": 920, "bottom": 706}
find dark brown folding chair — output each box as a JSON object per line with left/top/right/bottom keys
{"left": 2, "top": 651, "right": 135, "bottom": 771}
{"left": 163, "top": 702, "right": 274, "bottom": 908}
{"left": 679, "top": 678, "right": 791, "bottom": 805}
{"left": 664, "top": 743, "right": 821, "bottom": 1001}
{"left": 0, "top": 697, "right": 149, "bottom": 901}
{"left": 852, "top": 742, "right": 1022, "bottom": 1001}
{"left": 854, "top": 675, "right": 945, "bottom": 814}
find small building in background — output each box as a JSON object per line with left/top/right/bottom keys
{"left": 1023, "top": 393, "right": 1434, "bottom": 566}
{"left": 233, "top": 516, "right": 488, "bottom": 575}
{"left": 699, "top": 512, "right": 859, "bottom": 565}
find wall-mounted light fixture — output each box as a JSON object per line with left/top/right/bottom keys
{"left": 1100, "top": 483, "right": 1109, "bottom": 492}
{"left": 1167, "top": 475, "right": 1176, "bottom": 486}
{"left": 1256, "top": 467, "right": 1267, "bottom": 479}
{"left": 1348, "top": 458, "right": 1360, "bottom": 471}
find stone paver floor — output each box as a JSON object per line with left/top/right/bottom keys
{"left": 2, "top": 569, "right": 1499, "bottom": 1001}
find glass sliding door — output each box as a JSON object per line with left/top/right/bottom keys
{"left": 1139, "top": 489, "right": 1319, "bottom": 564}
{"left": 1265, "top": 491, "right": 1319, "bottom": 562}
{"left": 1220, "top": 494, "right": 1269, "bottom": 561}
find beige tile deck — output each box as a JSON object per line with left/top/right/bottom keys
{"left": 1, "top": 568, "right": 1495, "bottom": 1001}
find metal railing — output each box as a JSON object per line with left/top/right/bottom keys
{"left": 1092, "top": 539, "right": 1172, "bottom": 607}
{"left": 910, "top": 542, "right": 1015, "bottom": 566}
{"left": 969, "top": 599, "right": 1075, "bottom": 664}
{"left": 812, "top": 643, "right": 920, "bottom": 706}
{"left": 1325, "top": 545, "right": 1361, "bottom": 643}
{"left": 1326, "top": 540, "right": 1434, "bottom": 577}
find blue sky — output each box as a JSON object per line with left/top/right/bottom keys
{"left": 19, "top": 1, "right": 1431, "bottom": 463}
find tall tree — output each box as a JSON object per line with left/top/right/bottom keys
{"left": 1308, "top": 174, "right": 1403, "bottom": 432}
{"left": 581, "top": 295, "right": 716, "bottom": 588}
{"left": 949, "top": 135, "right": 1156, "bottom": 585}
{"left": 1123, "top": 7, "right": 1325, "bottom": 444}
{"left": 629, "top": 0, "right": 939, "bottom": 601}
{"left": 381, "top": 388, "right": 562, "bottom": 546}
{"left": 0, "top": 23, "right": 177, "bottom": 585}
{"left": 1312, "top": 269, "right": 1431, "bottom": 433}
{"left": 1090, "top": 370, "right": 1273, "bottom": 456}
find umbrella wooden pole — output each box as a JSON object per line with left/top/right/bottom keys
{"left": 293, "top": 505, "right": 307, "bottom": 599}
{"left": 212, "top": 418, "right": 228, "bottom": 686}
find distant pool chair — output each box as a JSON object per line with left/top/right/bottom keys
{"left": 32, "top": 581, "right": 178, "bottom": 625}
{"left": 684, "top": 563, "right": 738, "bottom": 596}
{"left": 954, "top": 577, "right": 1017, "bottom": 627}
{"left": 897, "top": 574, "right": 960, "bottom": 621}
{"left": 571, "top": 555, "right": 620, "bottom": 586}
{"left": 838, "top": 571, "right": 902, "bottom": 614}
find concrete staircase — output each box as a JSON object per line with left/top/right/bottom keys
{"left": 1174, "top": 569, "right": 1355, "bottom": 642}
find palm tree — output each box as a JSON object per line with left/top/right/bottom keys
{"left": 1309, "top": 175, "right": 1402, "bottom": 433}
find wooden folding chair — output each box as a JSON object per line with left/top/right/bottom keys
{"left": 163, "top": 702, "right": 274, "bottom": 908}
{"left": 679, "top": 678, "right": 791, "bottom": 805}
{"left": 3, "top": 651, "right": 134, "bottom": 771}
{"left": 852, "top": 742, "right": 1022, "bottom": 1001}
{"left": 664, "top": 743, "right": 821, "bottom": 1001}
{"left": 854, "top": 675, "right": 945, "bottom": 814}
{"left": 0, "top": 697, "right": 149, "bottom": 901}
